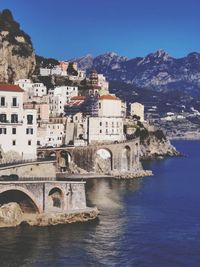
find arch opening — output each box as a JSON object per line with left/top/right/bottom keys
{"left": 48, "top": 151, "right": 56, "bottom": 159}
{"left": 59, "top": 151, "right": 72, "bottom": 172}
{"left": 95, "top": 148, "right": 113, "bottom": 174}
{"left": 0, "top": 189, "right": 39, "bottom": 214}
{"left": 48, "top": 187, "right": 64, "bottom": 211}
{"left": 37, "top": 151, "right": 44, "bottom": 159}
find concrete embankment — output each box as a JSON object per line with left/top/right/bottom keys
{"left": 0, "top": 202, "right": 99, "bottom": 228}
{"left": 57, "top": 169, "right": 153, "bottom": 181}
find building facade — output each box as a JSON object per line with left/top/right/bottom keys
{"left": 0, "top": 84, "right": 37, "bottom": 160}
{"left": 130, "top": 102, "right": 144, "bottom": 122}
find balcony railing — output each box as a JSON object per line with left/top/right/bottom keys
{"left": 0, "top": 120, "right": 23, "bottom": 124}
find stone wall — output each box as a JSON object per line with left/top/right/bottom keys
{"left": 0, "top": 162, "right": 56, "bottom": 178}
{"left": 0, "top": 181, "right": 87, "bottom": 214}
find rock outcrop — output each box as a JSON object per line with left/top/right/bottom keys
{"left": 0, "top": 9, "right": 36, "bottom": 83}
{"left": 0, "top": 201, "right": 99, "bottom": 228}
{"left": 0, "top": 202, "right": 23, "bottom": 227}
{"left": 131, "top": 121, "right": 180, "bottom": 160}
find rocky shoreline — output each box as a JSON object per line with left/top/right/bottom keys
{"left": 0, "top": 203, "right": 99, "bottom": 228}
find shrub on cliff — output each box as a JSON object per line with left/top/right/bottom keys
{"left": 0, "top": 9, "right": 32, "bottom": 45}
{"left": 153, "top": 129, "right": 166, "bottom": 141}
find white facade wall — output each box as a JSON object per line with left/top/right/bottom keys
{"left": 37, "top": 123, "right": 64, "bottom": 147}
{"left": 87, "top": 117, "right": 124, "bottom": 144}
{"left": 0, "top": 91, "right": 37, "bottom": 159}
{"left": 98, "top": 98, "right": 122, "bottom": 117}
{"left": 98, "top": 74, "right": 109, "bottom": 91}
{"left": 49, "top": 86, "right": 78, "bottom": 117}
{"left": 15, "top": 80, "right": 47, "bottom": 99}
{"left": 32, "top": 83, "right": 47, "bottom": 97}
{"left": 131, "top": 102, "right": 144, "bottom": 122}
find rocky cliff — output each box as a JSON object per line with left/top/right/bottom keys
{"left": 0, "top": 9, "right": 36, "bottom": 83}
{"left": 129, "top": 121, "right": 179, "bottom": 160}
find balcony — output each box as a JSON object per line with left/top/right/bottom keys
{"left": 0, "top": 120, "right": 23, "bottom": 125}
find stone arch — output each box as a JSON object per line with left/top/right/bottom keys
{"left": 121, "top": 145, "right": 131, "bottom": 171}
{"left": 48, "top": 187, "right": 64, "bottom": 211}
{"left": 37, "top": 151, "right": 44, "bottom": 158}
{"left": 0, "top": 186, "right": 41, "bottom": 214}
{"left": 95, "top": 148, "right": 113, "bottom": 174}
{"left": 59, "top": 151, "right": 72, "bottom": 172}
{"left": 48, "top": 151, "right": 56, "bottom": 159}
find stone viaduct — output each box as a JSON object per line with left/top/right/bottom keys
{"left": 0, "top": 181, "right": 87, "bottom": 214}
{"left": 37, "top": 138, "right": 142, "bottom": 174}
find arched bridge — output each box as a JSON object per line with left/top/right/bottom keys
{"left": 0, "top": 181, "right": 86, "bottom": 214}
{"left": 37, "top": 139, "right": 141, "bottom": 174}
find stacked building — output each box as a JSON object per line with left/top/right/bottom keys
{"left": 0, "top": 84, "right": 37, "bottom": 160}
{"left": 0, "top": 67, "right": 145, "bottom": 159}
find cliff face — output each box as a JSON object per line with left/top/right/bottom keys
{"left": 0, "top": 9, "right": 36, "bottom": 83}
{"left": 130, "top": 122, "right": 179, "bottom": 160}
{"left": 140, "top": 133, "right": 179, "bottom": 160}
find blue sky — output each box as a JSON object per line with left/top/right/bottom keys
{"left": 0, "top": 0, "right": 199, "bottom": 59}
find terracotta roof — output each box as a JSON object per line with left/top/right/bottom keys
{"left": 0, "top": 84, "right": 24, "bottom": 92}
{"left": 99, "top": 95, "right": 118, "bottom": 100}
{"left": 71, "top": 96, "right": 86, "bottom": 100}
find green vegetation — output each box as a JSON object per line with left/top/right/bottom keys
{"left": 67, "top": 62, "right": 78, "bottom": 76}
{"left": 153, "top": 129, "right": 166, "bottom": 141}
{"left": 0, "top": 9, "right": 33, "bottom": 58}
{"left": 0, "top": 9, "right": 32, "bottom": 45}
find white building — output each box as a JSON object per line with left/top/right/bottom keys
{"left": 32, "top": 83, "right": 47, "bottom": 97}
{"left": 85, "top": 95, "right": 125, "bottom": 144}
{"left": 49, "top": 86, "right": 78, "bottom": 117}
{"left": 98, "top": 74, "right": 109, "bottom": 94}
{"left": 86, "top": 116, "right": 124, "bottom": 144}
{"left": 0, "top": 84, "right": 37, "bottom": 160}
{"left": 130, "top": 102, "right": 144, "bottom": 122}
{"left": 98, "top": 95, "right": 123, "bottom": 117}
{"left": 15, "top": 79, "right": 47, "bottom": 100}
{"left": 37, "top": 117, "right": 65, "bottom": 147}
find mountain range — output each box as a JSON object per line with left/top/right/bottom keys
{"left": 72, "top": 50, "right": 200, "bottom": 94}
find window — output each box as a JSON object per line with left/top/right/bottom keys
{"left": 0, "top": 128, "right": 6, "bottom": 134}
{"left": 26, "top": 128, "right": 33, "bottom": 134}
{"left": 0, "top": 97, "right": 5, "bottom": 106}
{"left": 100, "top": 129, "right": 102, "bottom": 133}
{"left": 28, "top": 140, "right": 31, "bottom": 146}
{"left": 11, "top": 114, "right": 18, "bottom": 123}
{"left": 0, "top": 114, "right": 7, "bottom": 122}
{"left": 12, "top": 97, "right": 17, "bottom": 107}
{"left": 106, "top": 122, "right": 108, "bottom": 127}
{"left": 99, "top": 103, "right": 101, "bottom": 109}
{"left": 100, "top": 122, "right": 102, "bottom": 126}
{"left": 12, "top": 140, "right": 16, "bottom": 146}
{"left": 12, "top": 128, "right": 16, "bottom": 134}
{"left": 27, "top": 114, "right": 33, "bottom": 125}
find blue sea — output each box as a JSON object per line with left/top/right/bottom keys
{"left": 0, "top": 140, "right": 200, "bottom": 267}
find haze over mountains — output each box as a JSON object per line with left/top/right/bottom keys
{"left": 73, "top": 50, "right": 200, "bottom": 95}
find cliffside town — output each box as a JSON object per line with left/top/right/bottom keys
{"left": 0, "top": 9, "right": 180, "bottom": 228}
{"left": 0, "top": 9, "right": 178, "bottom": 168}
